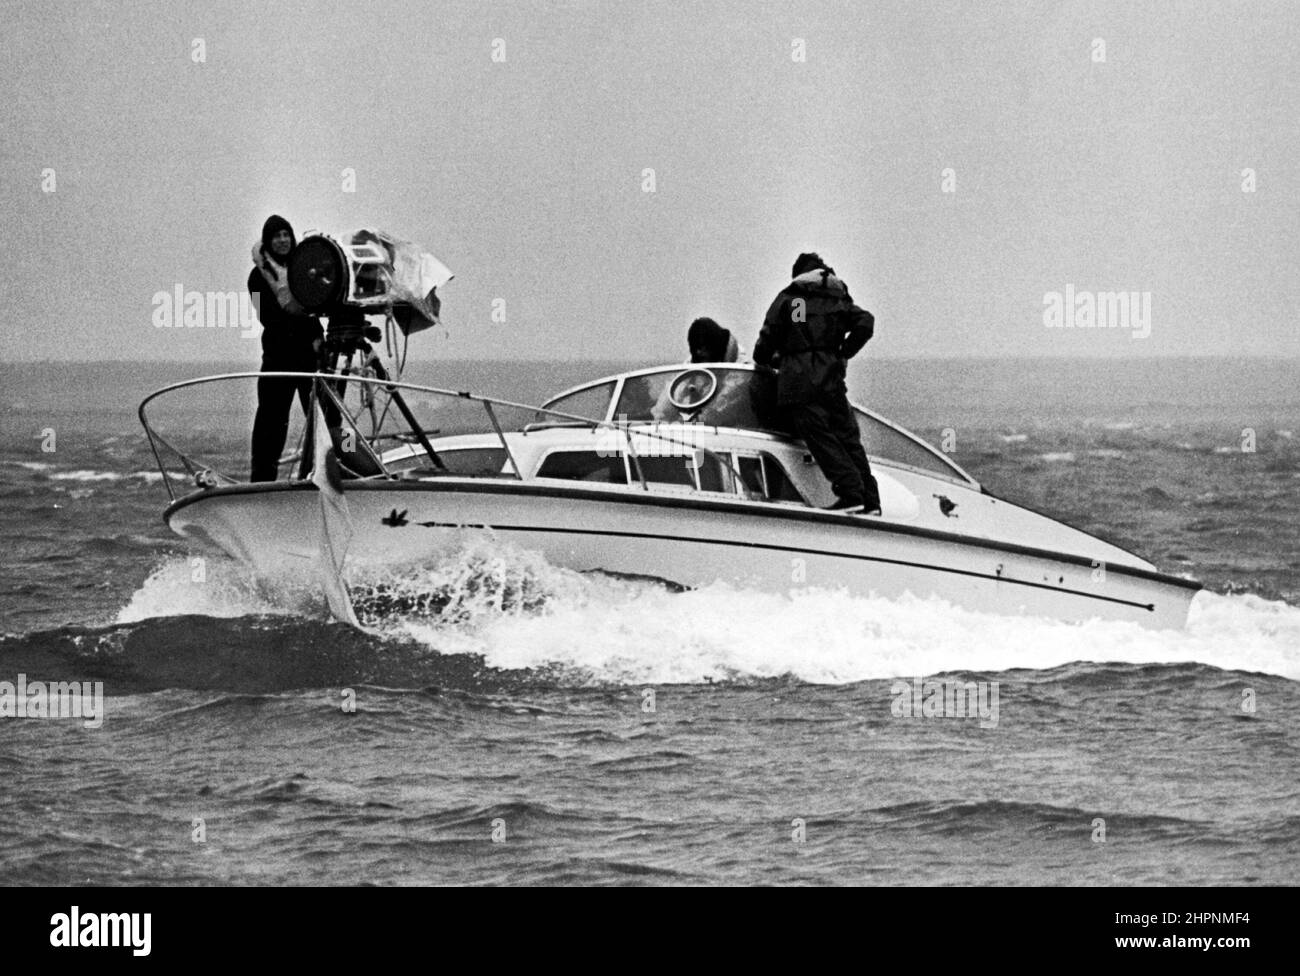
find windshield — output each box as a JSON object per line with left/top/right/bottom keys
{"left": 540, "top": 380, "right": 616, "bottom": 423}
{"left": 614, "top": 368, "right": 786, "bottom": 430}
{"left": 853, "top": 411, "right": 967, "bottom": 482}
{"left": 558, "top": 366, "right": 973, "bottom": 485}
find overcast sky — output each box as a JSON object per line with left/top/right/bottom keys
{"left": 2, "top": 0, "right": 1297, "bottom": 363}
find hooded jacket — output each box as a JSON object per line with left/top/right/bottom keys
{"left": 753, "top": 269, "right": 874, "bottom": 406}
{"left": 688, "top": 317, "right": 740, "bottom": 363}
{"left": 247, "top": 216, "right": 323, "bottom": 359}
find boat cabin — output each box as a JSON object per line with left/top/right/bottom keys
{"left": 378, "top": 364, "right": 976, "bottom": 514}
{"left": 539, "top": 364, "right": 972, "bottom": 486}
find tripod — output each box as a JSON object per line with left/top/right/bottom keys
{"left": 297, "top": 312, "right": 447, "bottom": 480}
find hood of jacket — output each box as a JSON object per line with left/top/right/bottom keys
{"left": 261, "top": 214, "right": 295, "bottom": 252}
{"left": 788, "top": 268, "right": 848, "bottom": 296}
{"left": 688, "top": 318, "right": 740, "bottom": 363}
{"left": 253, "top": 215, "right": 295, "bottom": 278}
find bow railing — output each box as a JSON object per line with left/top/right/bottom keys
{"left": 138, "top": 371, "right": 755, "bottom": 503}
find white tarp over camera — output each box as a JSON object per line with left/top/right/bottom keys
{"left": 339, "top": 228, "right": 453, "bottom": 333}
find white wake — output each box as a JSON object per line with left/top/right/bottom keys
{"left": 117, "top": 542, "right": 1300, "bottom": 684}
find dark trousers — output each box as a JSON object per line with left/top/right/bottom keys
{"left": 790, "top": 388, "right": 881, "bottom": 509}
{"left": 250, "top": 370, "right": 314, "bottom": 482}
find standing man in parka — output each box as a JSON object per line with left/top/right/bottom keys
{"left": 248, "top": 214, "right": 325, "bottom": 482}
{"left": 753, "top": 252, "right": 881, "bottom": 514}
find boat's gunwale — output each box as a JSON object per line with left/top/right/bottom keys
{"left": 163, "top": 478, "right": 1204, "bottom": 594}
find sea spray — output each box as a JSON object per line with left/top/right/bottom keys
{"left": 115, "top": 546, "right": 1300, "bottom": 685}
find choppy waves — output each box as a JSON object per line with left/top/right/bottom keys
{"left": 5, "top": 541, "right": 1272, "bottom": 688}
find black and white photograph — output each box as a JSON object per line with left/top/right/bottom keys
{"left": 0, "top": 0, "right": 1296, "bottom": 918}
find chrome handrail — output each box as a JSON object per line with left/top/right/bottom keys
{"left": 138, "top": 371, "right": 756, "bottom": 502}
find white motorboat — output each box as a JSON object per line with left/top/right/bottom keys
{"left": 140, "top": 360, "right": 1200, "bottom": 630}
{"left": 139, "top": 227, "right": 1199, "bottom": 629}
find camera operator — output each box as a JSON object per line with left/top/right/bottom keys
{"left": 247, "top": 215, "right": 324, "bottom": 482}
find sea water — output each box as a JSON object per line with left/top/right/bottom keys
{"left": 1, "top": 358, "right": 1297, "bottom": 885}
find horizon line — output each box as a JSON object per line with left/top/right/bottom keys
{"left": 3, "top": 353, "right": 1299, "bottom": 366}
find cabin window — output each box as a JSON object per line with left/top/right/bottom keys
{"left": 624, "top": 451, "right": 732, "bottom": 492}
{"left": 762, "top": 454, "right": 804, "bottom": 502}
{"left": 534, "top": 448, "right": 737, "bottom": 494}
{"left": 695, "top": 452, "right": 731, "bottom": 493}
{"left": 737, "top": 456, "right": 764, "bottom": 497}
{"left": 536, "top": 450, "right": 627, "bottom": 484}
{"left": 735, "top": 452, "right": 804, "bottom": 502}
{"left": 630, "top": 454, "right": 695, "bottom": 487}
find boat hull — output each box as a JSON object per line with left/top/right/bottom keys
{"left": 166, "top": 480, "right": 1200, "bottom": 630}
